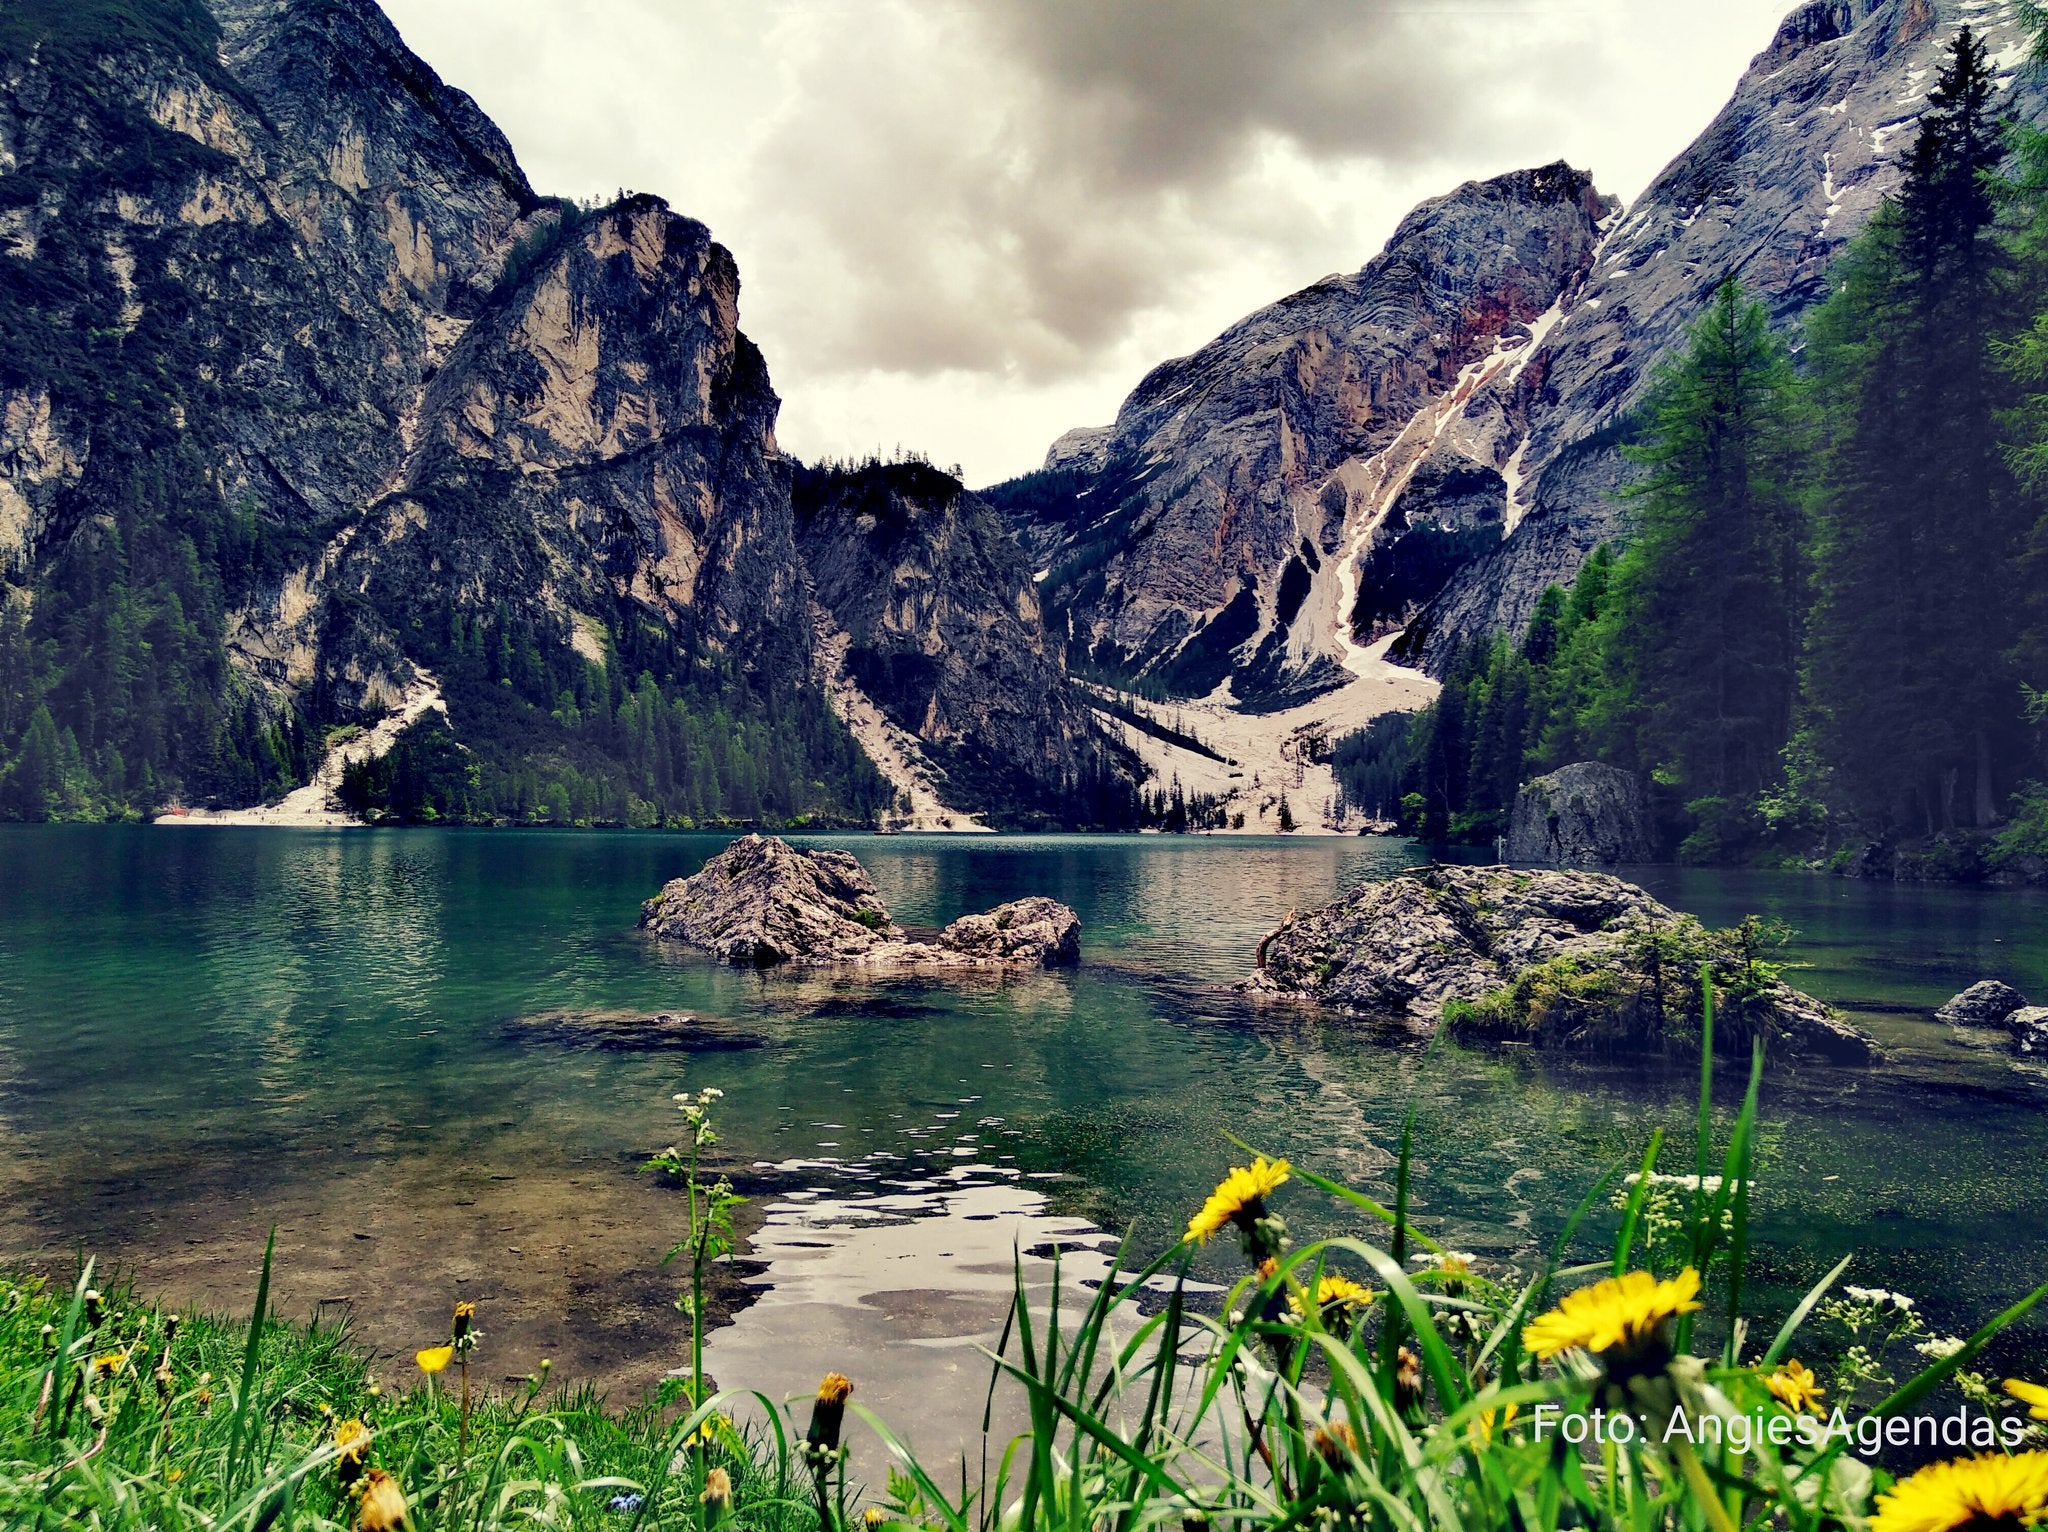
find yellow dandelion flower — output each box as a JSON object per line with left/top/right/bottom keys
{"left": 356, "top": 1468, "right": 410, "bottom": 1532}
{"left": 1286, "top": 1274, "right": 1378, "bottom": 1321}
{"left": 2008, "top": 1379, "right": 2048, "bottom": 1423}
{"left": 1766, "top": 1359, "right": 1825, "bottom": 1415}
{"left": 415, "top": 1345, "right": 453, "bottom": 1375}
{"left": 863, "top": 1509, "right": 890, "bottom": 1531}
{"left": 334, "top": 1418, "right": 369, "bottom": 1488}
{"left": 817, "top": 1371, "right": 854, "bottom": 1405}
{"left": 91, "top": 1350, "right": 127, "bottom": 1377}
{"left": 1871, "top": 1451, "right": 2048, "bottom": 1532}
{"left": 1472, "top": 1402, "right": 1521, "bottom": 1445}
{"left": 1185, "top": 1157, "right": 1290, "bottom": 1244}
{"left": 1523, "top": 1268, "right": 1701, "bottom": 1361}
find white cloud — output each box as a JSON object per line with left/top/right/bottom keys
{"left": 378, "top": 0, "right": 1794, "bottom": 485}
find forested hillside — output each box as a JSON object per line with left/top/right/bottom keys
{"left": 0, "top": 0, "right": 1094, "bottom": 829}
{"left": 1335, "top": 25, "right": 2048, "bottom": 874}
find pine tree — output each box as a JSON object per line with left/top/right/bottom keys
{"left": 1606, "top": 277, "right": 1807, "bottom": 852}
{"left": 1805, "top": 25, "right": 2022, "bottom": 834}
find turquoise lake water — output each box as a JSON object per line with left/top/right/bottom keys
{"left": 1, "top": 826, "right": 2044, "bottom": 1446}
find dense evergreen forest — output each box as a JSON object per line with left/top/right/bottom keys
{"left": 1334, "top": 25, "right": 2048, "bottom": 872}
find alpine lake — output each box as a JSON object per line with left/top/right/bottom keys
{"left": 2, "top": 825, "right": 2045, "bottom": 1453}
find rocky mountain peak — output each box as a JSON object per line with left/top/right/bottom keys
{"left": 1003, "top": 158, "right": 1611, "bottom": 713}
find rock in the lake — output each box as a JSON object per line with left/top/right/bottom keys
{"left": 1507, "top": 762, "right": 1656, "bottom": 866}
{"left": 640, "top": 836, "right": 1081, "bottom": 970}
{"left": 2007, "top": 1007, "right": 2048, "bottom": 1055}
{"left": 936, "top": 898, "right": 1082, "bottom": 967}
{"left": 641, "top": 834, "right": 898, "bottom": 966}
{"left": 1935, "top": 980, "right": 2029, "bottom": 1028}
{"left": 1241, "top": 863, "right": 1875, "bottom": 1062}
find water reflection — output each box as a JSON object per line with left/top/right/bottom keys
{"left": 1, "top": 826, "right": 2045, "bottom": 1446}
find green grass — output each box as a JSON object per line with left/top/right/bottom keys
{"left": 9, "top": 971, "right": 2048, "bottom": 1530}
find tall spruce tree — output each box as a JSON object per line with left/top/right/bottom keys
{"left": 1805, "top": 26, "right": 2022, "bottom": 833}
{"left": 1605, "top": 277, "right": 1807, "bottom": 852}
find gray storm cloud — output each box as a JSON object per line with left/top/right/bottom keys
{"left": 378, "top": 0, "right": 1793, "bottom": 481}
{"left": 742, "top": 1, "right": 1586, "bottom": 383}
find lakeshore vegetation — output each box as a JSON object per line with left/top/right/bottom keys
{"left": 9, "top": 1000, "right": 2048, "bottom": 1532}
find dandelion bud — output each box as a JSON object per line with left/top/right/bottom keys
{"left": 154, "top": 1363, "right": 173, "bottom": 1399}
{"left": 164, "top": 1313, "right": 181, "bottom": 1342}
{"left": 1312, "top": 1421, "right": 1359, "bottom": 1467}
{"left": 807, "top": 1371, "right": 854, "bottom": 1452}
{"left": 701, "top": 1465, "right": 734, "bottom": 1524}
{"left": 863, "top": 1508, "right": 889, "bottom": 1530}
{"left": 39, "top": 1323, "right": 55, "bottom": 1351}
{"left": 452, "top": 1301, "right": 475, "bottom": 1341}
{"left": 356, "top": 1469, "right": 409, "bottom": 1532}
{"left": 1393, "top": 1346, "right": 1424, "bottom": 1421}
{"left": 83, "top": 1289, "right": 104, "bottom": 1326}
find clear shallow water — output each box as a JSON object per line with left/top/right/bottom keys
{"left": 2, "top": 828, "right": 2046, "bottom": 1448}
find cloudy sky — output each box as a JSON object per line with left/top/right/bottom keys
{"left": 379, "top": 1, "right": 1793, "bottom": 486}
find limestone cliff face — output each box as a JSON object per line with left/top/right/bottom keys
{"left": 292, "top": 194, "right": 813, "bottom": 709}
{"left": 793, "top": 460, "right": 1122, "bottom": 822}
{"left": 0, "top": 0, "right": 1115, "bottom": 821}
{"left": 1014, "top": 0, "right": 2047, "bottom": 692}
{"left": 1006, "top": 164, "right": 1614, "bottom": 708}
{"left": 1402, "top": 0, "right": 2047, "bottom": 669}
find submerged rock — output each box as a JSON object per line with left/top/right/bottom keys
{"left": 640, "top": 835, "right": 1080, "bottom": 970}
{"left": 1935, "top": 980, "right": 2029, "bottom": 1028}
{"left": 1507, "top": 762, "right": 1656, "bottom": 866}
{"left": 1241, "top": 863, "right": 1875, "bottom": 1062}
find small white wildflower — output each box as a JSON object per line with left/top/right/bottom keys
{"left": 1916, "top": 1336, "right": 1965, "bottom": 1360}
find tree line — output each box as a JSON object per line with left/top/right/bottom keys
{"left": 1334, "top": 26, "right": 2048, "bottom": 870}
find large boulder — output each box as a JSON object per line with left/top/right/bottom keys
{"left": 1935, "top": 980, "right": 2029, "bottom": 1028}
{"left": 1507, "top": 762, "right": 1656, "bottom": 866}
{"left": 640, "top": 836, "right": 1081, "bottom": 969}
{"left": 1242, "top": 863, "right": 1875, "bottom": 1062}
{"left": 2007, "top": 1007, "right": 2048, "bottom": 1055}
{"left": 641, "top": 835, "right": 898, "bottom": 966}
{"left": 936, "top": 898, "right": 1081, "bottom": 967}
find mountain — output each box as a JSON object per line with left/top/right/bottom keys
{"left": 0, "top": 0, "right": 1124, "bottom": 827}
{"left": 1005, "top": 0, "right": 2047, "bottom": 705}
{"left": 1001, "top": 164, "right": 1615, "bottom": 714}
{"left": 792, "top": 458, "right": 1133, "bottom": 829}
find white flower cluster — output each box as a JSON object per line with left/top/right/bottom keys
{"left": 1621, "top": 1172, "right": 1751, "bottom": 1194}
{"left": 1915, "top": 1335, "right": 1966, "bottom": 1360}
{"left": 1843, "top": 1285, "right": 1916, "bottom": 1312}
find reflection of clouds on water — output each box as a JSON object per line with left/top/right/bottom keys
{"left": 706, "top": 1107, "right": 1217, "bottom": 1460}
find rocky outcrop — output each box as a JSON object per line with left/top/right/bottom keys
{"left": 2006, "top": 1007, "right": 2048, "bottom": 1054}
{"left": 1242, "top": 864, "right": 1875, "bottom": 1061}
{"left": 640, "top": 835, "right": 1081, "bottom": 969}
{"left": 1403, "top": 0, "right": 2047, "bottom": 669}
{"left": 1010, "top": 1, "right": 2045, "bottom": 702}
{"left": 1002, "top": 164, "right": 1614, "bottom": 707}
{"left": 1935, "top": 980, "right": 2030, "bottom": 1027}
{"left": 1507, "top": 762, "right": 1656, "bottom": 865}
{"left": 792, "top": 460, "right": 1127, "bottom": 826}
{"left": 935, "top": 897, "right": 1082, "bottom": 967}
